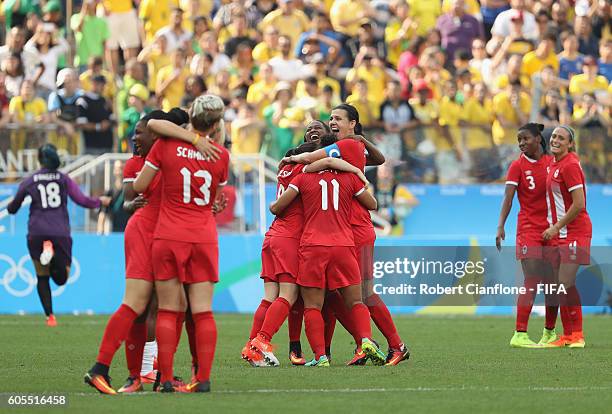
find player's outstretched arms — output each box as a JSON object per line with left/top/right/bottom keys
{"left": 270, "top": 187, "right": 299, "bottom": 216}
{"left": 287, "top": 149, "right": 328, "bottom": 165}
{"left": 147, "top": 119, "right": 221, "bottom": 161}
{"left": 496, "top": 184, "right": 516, "bottom": 251}
{"left": 356, "top": 189, "right": 377, "bottom": 211}
{"left": 133, "top": 165, "right": 158, "bottom": 194}
{"left": 304, "top": 158, "right": 368, "bottom": 186}
{"left": 67, "top": 178, "right": 110, "bottom": 208}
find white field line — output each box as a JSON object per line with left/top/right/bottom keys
{"left": 12, "top": 386, "right": 612, "bottom": 397}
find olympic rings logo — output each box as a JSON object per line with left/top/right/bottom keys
{"left": 0, "top": 254, "right": 80, "bottom": 298}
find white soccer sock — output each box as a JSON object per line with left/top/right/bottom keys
{"left": 140, "top": 340, "right": 158, "bottom": 375}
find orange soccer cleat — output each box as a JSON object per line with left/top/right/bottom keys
{"left": 250, "top": 335, "right": 280, "bottom": 367}
{"left": 544, "top": 334, "right": 573, "bottom": 348}
{"left": 84, "top": 372, "right": 117, "bottom": 395}
{"left": 289, "top": 351, "right": 306, "bottom": 366}
{"left": 567, "top": 332, "right": 586, "bottom": 348}
{"left": 385, "top": 344, "right": 410, "bottom": 366}
{"left": 46, "top": 314, "right": 57, "bottom": 327}
{"left": 118, "top": 376, "right": 143, "bottom": 393}
{"left": 346, "top": 346, "right": 368, "bottom": 366}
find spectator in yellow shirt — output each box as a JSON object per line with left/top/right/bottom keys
{"left": 246, "top": 63, "right": 277, "bottom": 116}
{"left": 9, "top": 80, "right": 48, "bottom": 152}
{"left": 346, "top": 52, "right": 388, "bottom": 106}
{"left": 231, "top": 103, "right": 266, "bottom": 155}
{"left": 259, "top": 0, "right": 310, "bottom": 48}
{"left": 329, "top": 0, "right": 373, "bottom": 37}
{"left": 521, "top": 31, "right": 559, "bottom": 78}
{"left": 296, "top": 54, "right": 341, "bottom": 103}
{"left": 156, "top": 48, "right": 189, "bottom": 111}
{"left": 492, "top": 80, "right": 530, "bottom": 169}
{"left": 407, "top": 0, "right": 442, "bottom": 36}
{"left": 569, "top": 56, "right": 610, "bottom": 101}
{"left": 495, "top": 54, "right": 531, "bottom": 93}
{"left": 385, "top": 0, "right": 418, "bottom": 67}
{"left": 138, "top": 34, "right": 172, "bottom": 91}
{"left": 79, "top": 57, "right": 116, "bottom": 103}
{"left": 346, "top": 79, "right": 380, "bottom": 128}
{"left": 252, "top": 26, "right": 280, "bottom": 64}
{"left": 572, "top": 92, "right": 610, "bottom": 127}
{"left": 435, "top": 80, "right": 465, "bottom": 183}
{"left": 139, "top": 0, "right": 178, "bottom": 45}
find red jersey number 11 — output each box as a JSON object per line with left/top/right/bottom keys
{"left": 180, "top": 167, "right": 212, "bottom": 205}
{"left": 319, "top": 178, "right": 339, "bottom": 211}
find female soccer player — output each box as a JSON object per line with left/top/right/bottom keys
{"left": 84, "top": 109, "right": 221, "bottom": 395}
{"left": 496, "top": 123, "right": 559, "bottom": 348}
{"left": 542, "top": 126, "right": 592, "bottom": 348}
{"left": 285, "top": 104, "right": 409, "bottom": 366}
{"left": 270, "top": 156, "right": 386, "bottom": 366}
{"left": 7, "top": 144, "right": 110, "bottom": 326}
{"left": 133, "top": 95, "right": 230, "bottom": 393}
{"left": 243, "top": 134, "right": 369, "bottom": 367}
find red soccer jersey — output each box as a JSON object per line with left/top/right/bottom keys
{"left": 505, "top": 153, "right": 552, "bottom": 234}
{"left": 289, "top": 170, "right": 366, "bottom": 247}
{"left": 546, "top": 152, "right": 592, "bottom": 239}
{"left": 145, "top": 138, "right": 230, "bottom": 243}
{"left": 266, "top": 164, "right": 304, "bottom": 239}
{"left": 123, "top": 155, "right": 162, "bottom": 224}
{"left": 334, "top": 139, "right": 372, "bottom": 229}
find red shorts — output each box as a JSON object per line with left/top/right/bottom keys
{"left": 260, "top": 236, "right": 298, "bottom": 283}
{"left": 152, "top": 239, "right": 219, "bottom": 284}
{"left": 555, "top": 237, "right": 591, "bottom": 265}
{"left": 355, "top": 243, "right": 374, "bottom": 280}
{"left": 515, "top": 232, "right": 559, "bottom": 267}
{"left": 124, "top": 217, "right": 155, "bottom": 282}
{"left": 297, "top": 245, "right": 360, "bottom": 290}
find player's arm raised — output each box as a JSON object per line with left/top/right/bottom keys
{"left": 282, "top": 148, "right": 328, "bottom": 166}
{"left": 347, "top": 134, "right": 386, "bottom": 166}
{"left": 269, "top": 186, "right": 299, "bottom": 216}
{"left": 304, "top": 157, "right": 368, "bottom": 186}
{"left": 147, "top": 119, "right": 222, "bottom": 161}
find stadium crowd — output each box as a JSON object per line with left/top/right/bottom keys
{"left": 0, "top": 0, "right": 609, "bottom": 184}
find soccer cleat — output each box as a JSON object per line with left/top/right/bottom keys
{"left": 289, "top": 351, "right": 306, "bottom": 366}
{"left": 40, "top": 240, "right": 54, "bottom": 266}
{"left": 158, "top": 381, "right": 176, "bottom": 393}
{"left": 46, "top": 314, "right": 57, "bottom": 327}
{"left": 385, "top": 344, "right": 411, "bottom": 366}
{"left": 362, "top": 338, "right": 387, "bottom": 365}
{"left": 567, "top": 333, "right": 586, "bottom": 349}
{"left": 84, "top": 372, "right": 117, "bottom": 395}
{"left": 141, "top": 369, "right": 157, "bottom": 384}
{"left": 346, "top": 346, "right": 368, "bottom": 366}
{"left": 510, "top": 331, "right": 539, "bottom": 348}
{"left": 544, "top": 334, "right": 573, "bottom": 348}
{"left": 241, "top": 340, "right": 267, "bottom": 367}
{"left": 250, "top": 335, "right": 280, "bottom": 367}
{"left": 304, "top": 355, "right": 330, "bottom": 367}
{"left": 538, "top": 328, "right": 558, "bottom": 345}
{"left": 117, "top": 376, "right": 143, "bottom": 393}
{"left": 181, "top": 380, "right": 211, "bottom": 393}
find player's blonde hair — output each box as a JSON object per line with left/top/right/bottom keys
{"left": 190, "top": 94, "right": 225, "bottom": 134}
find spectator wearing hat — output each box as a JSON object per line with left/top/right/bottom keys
{"left": 0, "top": 27, "right": 45, "bottom": 85}
{"left": 490, "top": 0, "right": 538, "bottom": 41}
{"left": 101, "top": 0, "right": 141, "bottom": 73}
{"left": 120, "top": 84, "right": 150, "bottom": 152}
{"left": 268, "top": 35, "right": 308, "bottom": 82}
{"left": 260, "top": 0, "right": 310, "bottom": 49}
{"left": 155, "top": 7, "right": 193, "bottom": 55}
{"left": 79, "top": 56, "right": 116, "bottom": 102}
{"left": 435, "top": 0, "right": 483, "bottom": 63}
{"left": 156, "top": 48, "right": 190, "bottom": 112}
{"left": 24, "top": 21, "right": 70, "bottom": 100}
{"left": 70, "top": 0, "right": 109, "bottom": 72}
{"left": 521, "top": 30, "right": 559, "bottom": 78}
{"left": 76, "top": 75, "right": 114, "bottom": 154}
{"left": 569, "top": 56, "right": 610, "bottom": 101}
{"left": 48, "top": 68, "right": 83, "bottom": 151}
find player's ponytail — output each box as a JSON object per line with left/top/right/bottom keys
{"left": 38, "top": 144, "right": 60, "bottom": 171}
{"left": 518, "top": 123, "right": 547, "bottom": 153}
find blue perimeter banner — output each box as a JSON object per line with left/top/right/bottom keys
{"left": 0, "top": 234, "right": 610, "bottom": 315}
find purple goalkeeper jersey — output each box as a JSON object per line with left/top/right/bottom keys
{"left": 7, "top": 168, "right": 101, "bottom": 237}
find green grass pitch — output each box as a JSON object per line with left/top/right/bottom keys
{"left": 1, "top": 314, "right": 612, "bottom": 413}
